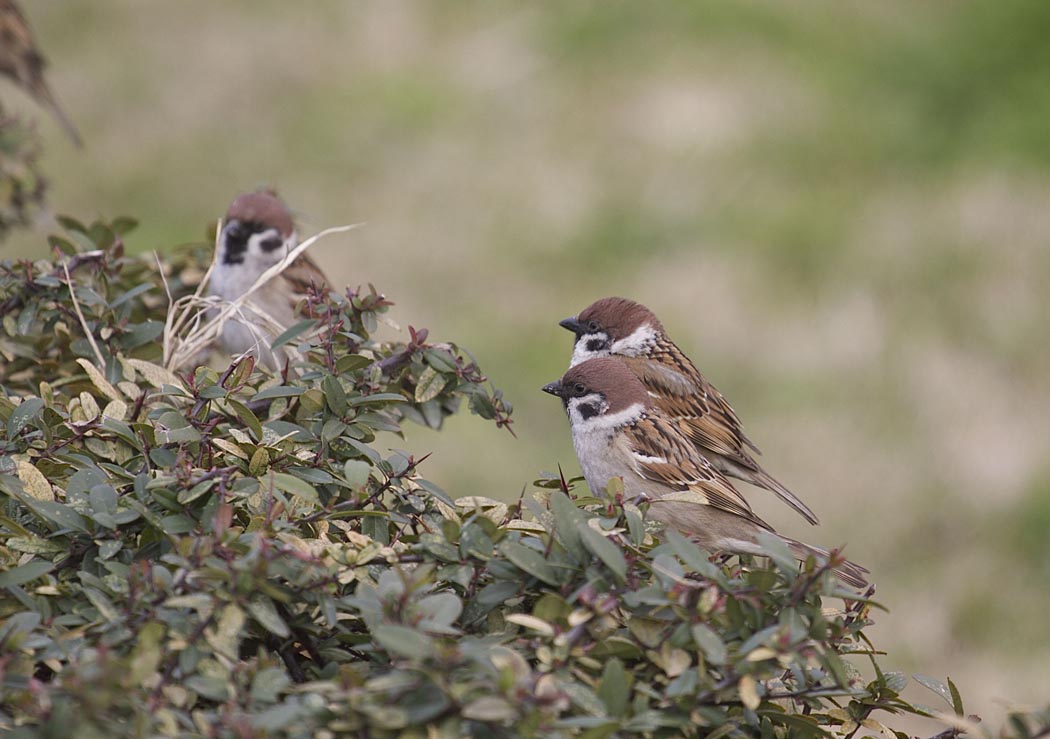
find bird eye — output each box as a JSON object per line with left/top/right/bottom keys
{"left": 587, "top": 320, "right": 600, "bottom": 332}
{"left": 573, "top": 382, "right": 587, "bottom": 396}
{"left": 226, "top": 222, "right": 244, "bottom": 240}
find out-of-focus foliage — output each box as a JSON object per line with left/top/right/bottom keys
{"left": 0, "top": 222, "right": 1047, "bottom": 737}
{"left": 0, "top": 110, "right": 46, "bottom": 241}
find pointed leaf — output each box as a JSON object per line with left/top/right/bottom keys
{"left": 580, "top": 525, "right": 627, "bottom": 582}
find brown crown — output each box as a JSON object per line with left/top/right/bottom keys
{"left": 225, "top": 190, "right": 295, "bottom": 237}
{"left": 576, "top": 297, "right": 663, "bottom": 341}
{"left": 561, "top": 357, "right": 651, "bottom": 414}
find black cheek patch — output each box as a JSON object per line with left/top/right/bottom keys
{"left": 260, "top": 236, "right": 284, "bottom": 253}
{"left": 578, "top": 402, "right": 599, "bottom": 421}
{"left": 585, "top": 339, "right": 606, "bottom": 352}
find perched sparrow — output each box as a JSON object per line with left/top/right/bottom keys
{"left": 0, "top": 0, "right": 82, "bottom": 146}
{"left": 208, "top": 190, "right": 328, "bottom": 370}
{"left": 543, "top": 357, "right": 867, "bottom": 588}
{"left": 559, "top": 297, "right": 819, "bottom": 526}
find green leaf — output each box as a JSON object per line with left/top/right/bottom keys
{"left": 416, "top": 592, "right": 462, "bottom": 632}
{"left": 664, "top": 530, "right": 720, "bottom": 578}
{"left": 21, "top": 498, "right": 90, "bottom": 533}
{"left": 597, "top": 658, "right": 629, "bottom": 718}
{"left": 252, "top": 385, "right": 305, "bottom": 402}
{"left": 248, "top": 597, "right": 291, "bottom": 638}
{"left": 286, "top": 466, "right": 335, "bottom": 485}
{"left": 348, "top": 392, "right": 406, "bottom": 406}
{"left": 186, "top": 675, "right": 231, "bottom": 702}
{"left": 335, "top": 354, "right": 371, "bottom": 374}
{"left": 947, "top": 676, "right": 964, "bottom": 716}
{"left": 914, "top": 674, "right": 956, "bottom": 711}
{"left": 249, "top": 702, "right": 307, "bottom": 731}
{"left": 109, "top": 282, "right": 154, "bottom": 308}
{"left": 248, "top": 447, "right": 269, "bottom": 477}
{"left": 154, "top": 411, "right": 201, "bottom": 444}
{"left": 373, "top": 624, "right": 435, "bottom": 659}
{"left": 0, "top": 559, "right": 54, "bottom": 588}
{"left": 823, "top": 648, "right": 850, "bottom": 687}
{"left": 423, "top": 349, "right": 459, "bottom": 372}
{"left": 0, "top": 612, "right": 42, "bottom": 646}
{"left": 757, "top": 708, "right": 828, "bottom": 738}
{"left": 415, "top": 478, "right": 453, "bottom": 507}
{"left": 343, "top": 459, "right": 372, "bottom": 488}
{"left": 579, "top": 525, "right": 627, "bottom": 582}
{"left": 692, "top": 623, "right": 727, "bottom": 665}
{"left": 128, "top": 621, "right": 165, "bottom": 684}
{"left": 271, "top": 319, "right": 316, "bottom": 350}
{"left": 549, "top": 490, "right": 588, "bottom": 561}
{"left": 462, "top": 696, "right": 517, "bottom": 722}
{"left": 414, "top": 366, "right": 449, "bottom": 403}
{"left": 269, "top": 472, "right": 319, "bottom": 503}
{"left": 208, "top": 603, "right": 246, "bottom": 659}
{"left": 502, "top": 541, "right": 561, "bottom": 586}
{"left": 8, "top": 397, "right": 44, "bottom": 436}
{"left": 882, "top": 671, "right": 909, "bottom": 694}
{"left": 250, "top": 668, "right": 291, "bottom": 703}
{"left": 322, "top": 375, "right": 347, "bottom": 414}
{"left": 84, "top": 587, "right": 120, "bottom": 622}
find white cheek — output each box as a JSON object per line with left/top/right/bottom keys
{"left": 247, "top": 230, "right": 288, "bottom": 266}
{"left": 568, "top": 396, "right": 646, "bottom": 435}
{"left": 566, "top": 393, "right": 607, "bottom": 426}
{"left": 610, "top": 324, "right": 657, "bottom": 357}
{"left": 569, "top": 334, "right": 610, "bottom": 368}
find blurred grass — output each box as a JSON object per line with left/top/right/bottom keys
{"left": 3, "top": 0, "right": 1050, "bottom": 728}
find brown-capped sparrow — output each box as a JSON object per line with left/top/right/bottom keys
{"left": 543, "top": 357, "right": 867, "bottom": 587}
{"left": 208, "top": 190, "right": 328, "bottom": 370}
{"left": 559, "top": 296, "right": 819, "bottom": 526}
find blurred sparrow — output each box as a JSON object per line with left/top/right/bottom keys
{"left": 543, "top": 357, "right": 867, "bottom": 587}
{"left": 208, "top": 190, "right": 328, "bottom": 369}
{"left": 559, "top": 297, "right": 819, "bottom": 526}
{"left": 0, "top": 0, "right": 82, "bottom": 146}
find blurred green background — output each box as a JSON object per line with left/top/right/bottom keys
{"left": 5, "top": 0, "right": 1049, "bottom": 726}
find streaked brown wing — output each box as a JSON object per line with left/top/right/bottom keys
{"left": 623, "top": 415, "right": 768, "bottom": 528}
{"left": 281, "top": 253, "right": 329, "bottom": 297}
{"left": 633, "top": 342, "right": 762, "bottom": 466}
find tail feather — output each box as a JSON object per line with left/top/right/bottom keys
{"left": 785, "top": 538, "right": 869, "bottom": 589}
{"left": 36, "top": 81, "right": 83, "bottom": 148}
{"left": 732, "top": 464, "right": 820, "bottom": 527}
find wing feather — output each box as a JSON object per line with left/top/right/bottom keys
{"left": 623, "top": 416, "right": 770, "bottom": 530}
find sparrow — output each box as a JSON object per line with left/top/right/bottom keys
{"left": 0, "top": 0, "right": 82, "bottom": 146}
{"left": 543, "top": 357, "right": 867, "bottom": 588}
{"left": 559, "top": 296, "right": 819, "bottom": 526}
{"left": 208, "top": 189, "right": 329, "bottom": 370}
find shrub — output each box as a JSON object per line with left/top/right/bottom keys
{"left": 0, "top": 218, "right": 1047, "bottom": 738}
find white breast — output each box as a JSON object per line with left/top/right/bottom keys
{"left": 208, "top": 264, "right": 295, "bottom": 369}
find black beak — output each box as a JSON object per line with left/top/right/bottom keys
{"left": 559, "top": 317, "right": 584, "bottom": 335}
{"left": 542, "top": 380, "right": 568, "bottom": 398}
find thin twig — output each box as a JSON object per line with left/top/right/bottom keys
{"left": 63, "top": 259, "right": 106, "bottom": 367}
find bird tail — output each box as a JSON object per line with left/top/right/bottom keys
{"left": 737, "top": 464, "right": 821, "bottom": 527}
{"left": 784, "top": 538, "right": 869, "bottom": 589}
{"left": 34, "top": 79, "right": 82, "bottom": 148}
